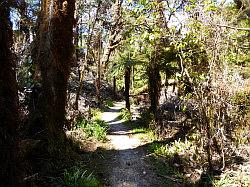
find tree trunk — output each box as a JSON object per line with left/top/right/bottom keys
{"left": 95, "top": 31, "right": 102, "bottom": 103}
{"left": 74, "top": 17, "right": 79, "bottom": 64}
{"left": 131, "top": 66, "right": 134, "bottom": 89}
{"left": 148, "top": 64, "right": 161, "bottom": 117}
{"left": 113, "top": 76, "right": 116, "bottom": 99}
{"left": 37, "top": 0, "right": 75, "bottom": 153}
{"left": 74, "top": 1, "right": 101, "bottom": 109}
{"left": 0, "top": 2, "right": 22, "bottom": 186}
{"left": 101, "top": 0, "right": 123, "bottom": 68}
{"left": 148, "top": 0, "right": 164, "bottom": 118}
{"left": 125, "top": 66, "right": 131, "bottom": 111}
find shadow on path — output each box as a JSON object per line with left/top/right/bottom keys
{"left": 80, "top": 102, "right": 247, "bottom": 187}
{"left": 81, "top": 103, "right": 186, "bottom": 186}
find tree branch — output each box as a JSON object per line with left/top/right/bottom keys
{"left": 217, "top": 24, "right": 250, "bottom": 31}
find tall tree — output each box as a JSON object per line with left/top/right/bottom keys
{"left": 37, "top": 0, "right": 75, "bottom": 152}
{"left": 147, "top": 0, "right": 166, "bottom": 117}
{"left": 101, "top": 0, "right": 123, "bottom": 66}
{"left": 0, "top": 1, "right": 21, "bottom": 186}
{"left": 74, "top": 0, "right": 101, "bottom": 109}
{"left": 124, "top": 66, "right": 131, "bottom": 111}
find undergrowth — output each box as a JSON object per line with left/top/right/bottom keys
{"left": 210, "top": 169, "right": 250, "bottom": 187}
{"left": 75, "top": 117, "right": 109, "bottom": 141}
{"left": 148, "top": 138, "right": 196, "bottom": 159}
{"left": 138, "top": 109, "right": 154, "bottom": 127}
{"left": 63, "top": 164, "right": 100, "bottom": 187}
{"left": 130, "top": 127, "right": 157, "bottom": 142}
{"left": 90, "top": 108, "right": 103, "bottom": 121}
{"left": 147, "top": 131, "right": 204, "bottom": 185}
{"left": 105, "top": 99, "right": 114, "bottom": 107}
{"left": 118, "top": 108, "right": 132, "bottom": 121}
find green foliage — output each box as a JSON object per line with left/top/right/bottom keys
{"left": 76, "top": 118, "right": 109, "bottom": 141}
{"left": 130, "top": 127, "right": 157, "bottom": 142}
{"left": 148, "top": 138, "right": 199, "bottom": 184}
{"left": 75, "top": 117, "right": 88, "bottom": 129}
{"left": 17, "top": 58, "right": 35, "bottom": 88}
{"left": 139, "top": 109, "right": 154, "bottom": 127}
{"left": 90, "top": 108, "right": 103, "bottom": 121}
{"left": 118, "top": 108, "right": 132, "bottom": 121}
{"left": 63, "top": 165, "right": 100, "bottom": 187}
{"left": 105, "top": 99, "right": 114, "bottom": 107}
{"left": 149, "top": 153, "right": 187, "bottom": 184}
{"left": 148, "top": 138, "right": 195, "bottom": 158}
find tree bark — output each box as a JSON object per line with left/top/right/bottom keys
{"left": 113, "top": 76, "right": 116, "bottom": 98}
{"left": 95, "top": 31, "right": 102, "bottom": 103}
{"left": 0, "top": 2, "right": 22, "bottom": 186}
{"left": 125, "top": 66, "right": 131, "bottom": 111}
{"left": 37, "top": 0, "right": 75, "bottom": 153}
{"left": 147, "top": 0, "right": 164, "bottom": 118}
{"left": 148, "top": 64, "right": 161, "bottom": 117}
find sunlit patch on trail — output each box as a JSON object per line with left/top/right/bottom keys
{"left": 108, "top": 134, "right": 141, "bottom": 150}
{"left": 101, "top": 102, "right": 143, "bottom": 150}
{"left": 110, "top": 130, "right": 129, "bottom": 135}
{"left": 116, "top": 181, "right": 138, "bottom": 187}
{"left": 109, "top": 120, "right": 123, "bottom": 125}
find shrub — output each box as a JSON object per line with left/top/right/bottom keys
{"left": 105, "top": 99, "right": 114, "bottom": 107}
{"left": 63, "top": 165, "right": 100, "bottom": 187}
{"left": 139, "top": 109, "right": 154, "bottom": 127}
{"left": 90, "top": 108, "right": 102, "bottom": 121}
{"left": 190, "top": 69, "right": 248, "bottom": 169}
{"left": 118, "top": 108, "right": 132, "bottom": 121}
{"left": 148, "top": 138, "right": 195, "bottom": 158}
{"left": 75, "top": 117, "right": 109, "bottom": 141}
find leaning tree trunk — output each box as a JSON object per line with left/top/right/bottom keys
{"left": 125, "top": 66, "right": 131, "bottom": 111}
{"left": 37, "top": 0, "right": 75, "bottom": 153}
{"left": 0, "top": 2, "right": 21, "bottom": 186}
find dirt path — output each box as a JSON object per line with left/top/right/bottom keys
{"left": 96, "top": 102, "right": 165, "bottom": 187}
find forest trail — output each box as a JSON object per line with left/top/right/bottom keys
{"left": 94, "top": 102, "right": 165, "bottom": 187}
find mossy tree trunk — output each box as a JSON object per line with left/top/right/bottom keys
{"left": 0, "top": 2, "right": 22, "bottom": 186}
{"left": 37, "top": 0, "right": 75, "bottom": 154}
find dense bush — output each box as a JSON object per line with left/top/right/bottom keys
{"left": 75, "top": 117, "right": 109, "bottom": 141}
